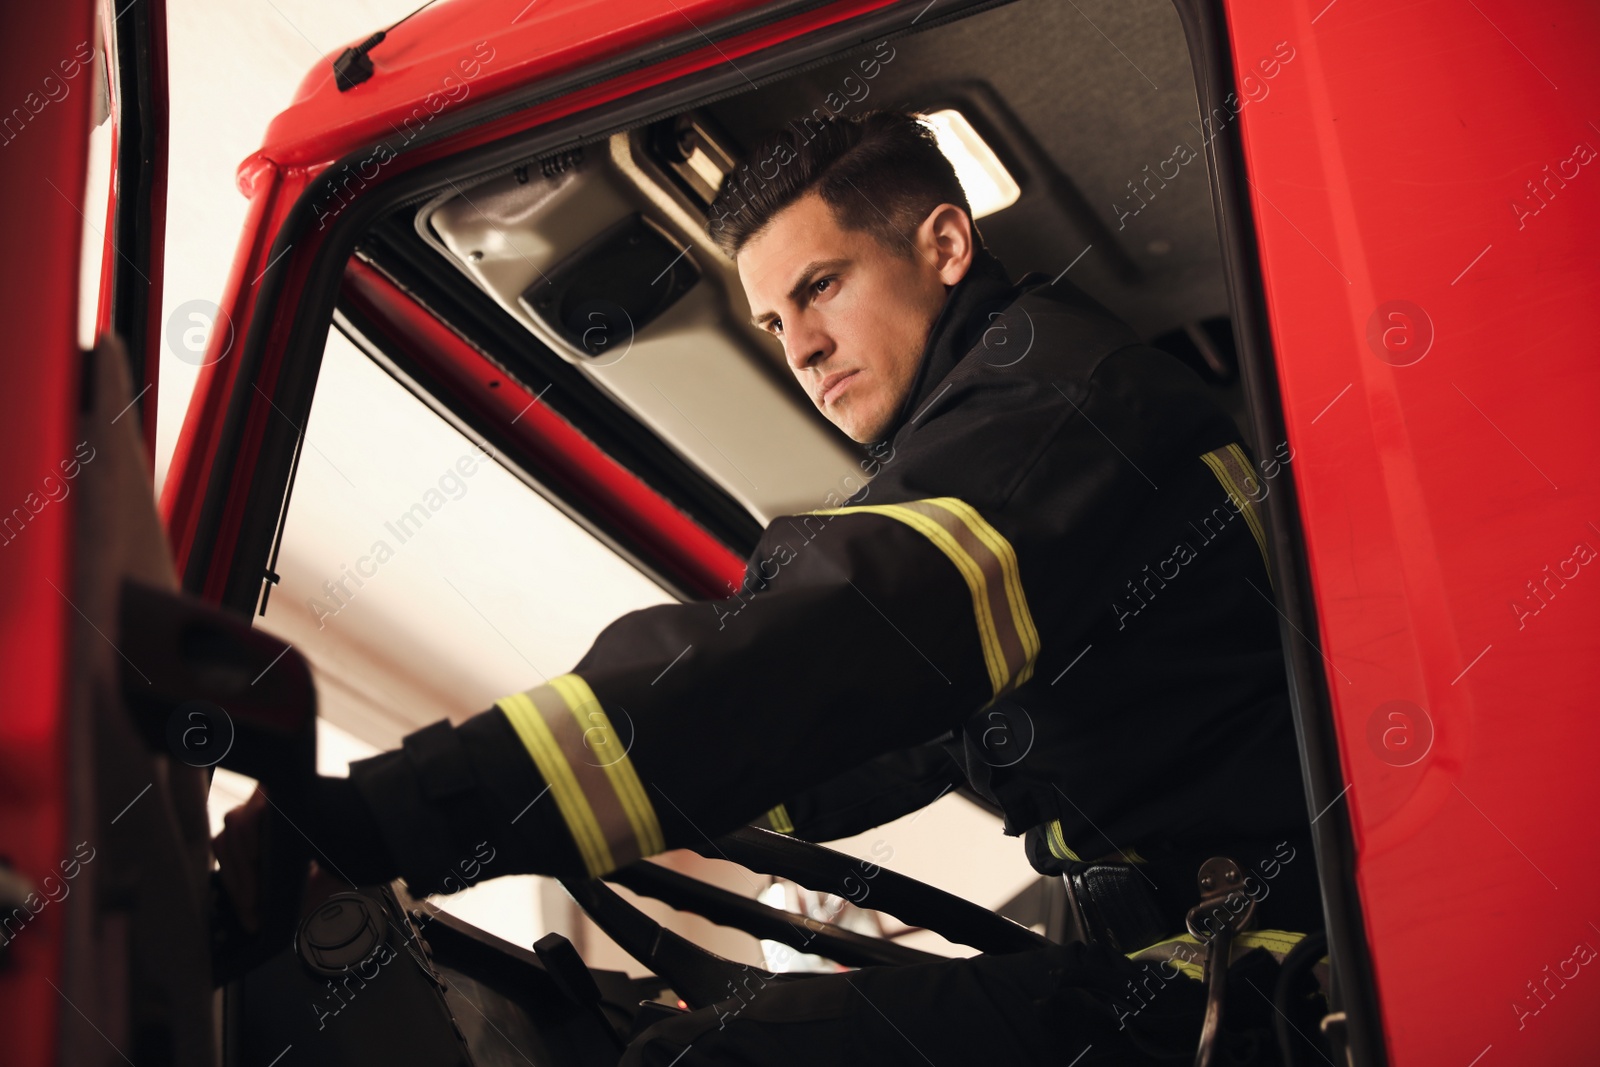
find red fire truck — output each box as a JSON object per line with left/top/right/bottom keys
{"left": 3, "top": 0, "right": 1596, "bottom": 1064}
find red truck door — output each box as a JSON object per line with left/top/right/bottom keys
{"left": 0, "top": 2, "right": 187, "bottom": 1065}
{"left": 1224, "top": 2, "right": 1600, "bottom": 1062}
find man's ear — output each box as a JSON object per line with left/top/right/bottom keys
{"left": 918, "top": 202, "right": 975, "bottom": 287}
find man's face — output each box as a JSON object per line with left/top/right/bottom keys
{"left": 738, "top": 192, "right": 970, "bottom": 443}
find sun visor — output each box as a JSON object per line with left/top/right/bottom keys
{"left": 519, "top": 213, "right": 701, "bottom": 359}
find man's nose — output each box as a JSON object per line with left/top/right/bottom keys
{"left": 782, "top": 316, "right": 830, "bottom": 373}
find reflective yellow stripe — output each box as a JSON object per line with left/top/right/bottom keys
{"left": 550, "top": 674, "right": 666, "bottom": 858}
{"left": 1046, "top": 819, "right": 1082, "bottom": 862}
{"left": 931, "top": 498, "right": 1041, "bottom": 686}
{"left": 1237, "top": 929, "right": 1306, "bottom": 954}
{"left": 814, "top": 502, "right": 1006, "bottom": 693}
{"left": 1217, "top": 443, "right": 1269, "bottom": 565}
{"left": 764, "top": 804, "right": 795, "bottom": 834}
{"left": 497, "top": 689, "right": 612, "bottom": 877}
{"left": 808, "top": 497, "right": 1038, "bottom": 698}
{"left": 1200, "top": 444, "right": 1270, "bottom": 579}
{"left": 496, "top": 674, "right": 665, "bottom": 877}
{"left": 1043, "top": 822, "right": 1148, "bottom": 864}
{"left": 1127, "top": 928, "right": 1309, "bottom": 981}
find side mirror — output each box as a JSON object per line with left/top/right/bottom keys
{"left": 117, "top": 578, "right": 318, "bottom": 986}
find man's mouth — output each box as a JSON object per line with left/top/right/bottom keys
{"left": 819, "top": 370, "right": 860, "bottom": 407}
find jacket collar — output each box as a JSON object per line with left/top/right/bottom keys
{"left": 879, "top": 243, "right": 1022, "bottom": 441}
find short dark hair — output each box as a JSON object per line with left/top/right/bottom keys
{"left": 706, "top": 109, "right": 980, "bottom": 259}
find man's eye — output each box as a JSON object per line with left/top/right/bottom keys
{"left": 770, "top": 319, "right": 783, "bottom": 336}
{"left": 814, "top": 277, "right": 834, "bottom": 295}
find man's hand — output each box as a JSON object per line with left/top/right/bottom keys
{"left": 215, "top": 785, "right": 364, "bottom": 935}
{"left": 213, "top": 785, "right": 269, "bottom": 933}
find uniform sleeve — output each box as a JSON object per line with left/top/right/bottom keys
{"left": 325, "top": 489, "right": 1048, "bottom": 892}
{"left": 753, "top": 742, "right": 965, "bottom": 842}
{"left": 323, "top": 349, "right": 1229, "bottom": 895}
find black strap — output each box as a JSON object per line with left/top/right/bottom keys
{"left": 402, "top": 720, "right": 497, "bottom": 890}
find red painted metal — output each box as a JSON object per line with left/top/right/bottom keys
{"left": 341, "top": 258, "right": 745, "bottom": 598}
{"left": 159, "top": 156, "right": 295, "bottom": 589}
{"left": 1226, "top": 0, "right": 1600, "bottom": 1060}
{"left": 253, "top": 0, "right": 893, "bottom": 170}
{"left": 0, "top": 5, "right": 100, "bottom": 1065}
{"left": 93, "top": 112, "right": 117, "bottom": 344}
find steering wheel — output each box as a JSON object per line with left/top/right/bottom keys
{"left": 559, "top": 826, "right": 1053, "bottom": 1010}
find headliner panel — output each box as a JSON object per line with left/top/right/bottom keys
{"left": 428, "top": 133, "right": 866, "bottom": 527}
{"left": 426, "top": 0, "right": 1228, "bottom": 522}
{"left": 702, "top": 0, "right": 1227, "bottom": 338}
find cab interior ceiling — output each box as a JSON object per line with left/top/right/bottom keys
{"left": 418, "top": 0, "right": 1244, "bottom": 527}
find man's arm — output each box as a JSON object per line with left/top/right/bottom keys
{"left": 324, "top": 496, "right": 1010, "bottom": 892}
{"left": 753, "top": 742, "right": 965, "bottom": 842}
{"left": 269, "top": 349, "right": 1236, "bottom": 896}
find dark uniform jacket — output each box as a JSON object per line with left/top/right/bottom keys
{"left": 316, "top": 245, "right": 1322, "bottom": 936}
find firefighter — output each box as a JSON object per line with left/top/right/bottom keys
{"left": 217, "top": 109, "right": 1325, "bottom": 1063}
